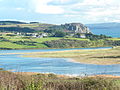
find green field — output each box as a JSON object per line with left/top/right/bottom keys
{"left": 0, "top": 36, "right": 90, "bottom": 49}
{"left": 107, "top": 38, "right": 120, "bottom": 41}
{"left": 0, "top": 37, "right": 59, "bottom": 49}
{"left": 0, "top": 34, "right": 120, "bottom": 50}
{"left": 0, "top": 23, "right": 52, "bottom": 28}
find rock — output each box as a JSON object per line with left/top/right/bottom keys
{"left": 62, "top": 23, "right": 91, "bottom": 34}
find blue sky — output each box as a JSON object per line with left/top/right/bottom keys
{"left": 0, "top": 0, "right": 120, "bottom": 24}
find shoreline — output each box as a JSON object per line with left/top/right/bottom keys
{"left": 67, "top": 58, "right": 120, "bottom": 65}
{"left": 13, "top": 72, "right": 120, "bottom": 78}
{"left": 0, "top": 46, "right": 112, "bottom": 50}
{"left": 0, "top": 46, "right": 111, "bottom": 54}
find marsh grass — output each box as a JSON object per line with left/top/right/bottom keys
{"left": 24, "top": 47, "right": 120, "bottom": 65}
{"left": 0, "top": 70, "right": 120, "bottom": 90}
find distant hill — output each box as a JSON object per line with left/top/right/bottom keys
{"left": 0, "top": 21, "right": 54, "bottom": 32}
{"left": 87, "top": 22, "right": 120, "bottom": 28}
{"left": 86, "top": 22, "right": 120, "bottom": 37}
{"left": 0, "top": 27, "right": 35, "bottom": 33}
{"left": 0, "top": 21, "right": 91, "bottom": 34}
{"left": 0, "top": 21, "right": 27, "bottom": 25}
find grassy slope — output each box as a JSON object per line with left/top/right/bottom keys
{"left": 0, "top": 37, "right": 58, "bottom": 49}
{"left": 24, "top": 46, "right": 120, "bottom": 65}
{"left": 0, "top": 36, "right": 89, "bottom": 49}
{"left": 0, "top": 35, "right": 120, "bottom": 49}
{"left": 107, "top": 38, "right": 120, "bottom": 40}
{"left": 0, "top": 23, "right": 53, "bottom": 29}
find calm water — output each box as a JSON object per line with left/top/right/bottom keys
{"left": 0, "top": 47, "right": 120, "bottom": 76}
{"left": 87, "top": 23, "right": 120, "bottom": 37}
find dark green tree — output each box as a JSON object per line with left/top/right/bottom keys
{"left": 54, "top": 31, "right": 66, "bottom": 37}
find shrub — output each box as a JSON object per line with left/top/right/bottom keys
{"left": 54, "top": 31, "right": 66, "bottom": 37}
{"left": 0, "top": 71, "right": 120, "bottom": 90}
{"left": 45, "top": 77, "right": 119, "bottom": 90}
{"left": 86, "top": 34, "right": 112, "bottom": 40}
{"left": 0, "top": 37, "right": 9, "bottom": 42}
{"left": 104, "top": 40, "right": 120, "bottom": 46}
{"left": 0, "top": 71, "right": 25, "bottom": 90}
{"left": 6, "top": 34, "right": 17, "bottom": 36}
{"left": 44, "top": 39, "right": 90, "bottom": 48}
{"left": 13, "top": 40, "right": 37, "bottom": 46}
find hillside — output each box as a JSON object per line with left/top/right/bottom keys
{"left": 0, "top": 35, "right": 119, "bottom": 50}
{"left": 0, "top": 21, "right": 120, "bottom": 37}
{"left": 0, "top": 21, "right": 27, "bottom": 25}
{"left": 0, "top": 21, "right": 91, "bottom": 34}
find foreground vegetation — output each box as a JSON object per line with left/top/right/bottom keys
{"left": 24, "top": 46, "right": 120, "bottom": 65}
{"left": 0, "top": 70, "right": 120, "bottom": 90}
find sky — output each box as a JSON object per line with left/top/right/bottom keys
{"left": 0, "top": 0, "right": 120, "bottom": 24}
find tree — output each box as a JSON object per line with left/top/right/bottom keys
{"left": 54, "top": 31, "right": 66, "bottom": 37}
{"left": 86, "top": 34, "right": 112, "bottom": 40}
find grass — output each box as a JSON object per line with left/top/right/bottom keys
{"left": 0, "top": 70, "right": 120, "bottom": 90}
{"left": 24, "top": 46, "right": 120, "bottom": 65}
{"left": 0, "top": 36, "right": 60, "bottom": 49}
{"left": 0, "top": 36, "right": 89, "bottom": 49}
{"left": 0, "top": 35, "right": 119, "bottom": 50}
{"left": 0, "top": 23, "right": 53, "bottom": 28}
{"left": 107, "top": 38, "right": 120, "bottom": 41}
{"left": 8, "top": 37, "right": 89, "bottom": 43}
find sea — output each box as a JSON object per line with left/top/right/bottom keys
{"left": 86, "top": 23, "right": 120, "bottom": 38}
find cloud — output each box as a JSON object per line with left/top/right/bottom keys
{"left": 31, "top": 0, "right": 65, "bottom": 14}
{"left": 63, "top": 0, "right": 120, "bottom": 23}
{"left": 2, "top": 0, "right": 116, "bottom": 23}
{"left": 29, "top": 0, "right": 120, "bottom": 23}
{"left": 16, "top": 8, "right": 24, "bottom": 11}
{"left": 30, "top": 0, "right": 80, "bottom": 14}
{"left": 35, "top": 5, "right": 64, "bottom": 14}
{"left": 59, "top": 0, "right": 70, "bottom": 3}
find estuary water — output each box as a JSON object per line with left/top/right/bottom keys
{"left": 0, "top": 47, "right": 120, "bottom": 76}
